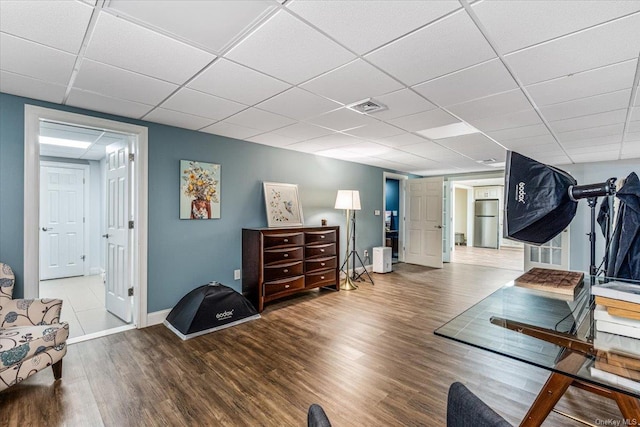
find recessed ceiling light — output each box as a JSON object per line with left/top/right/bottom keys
{"left": 39, "top": 136, "right": 91, "bottom": 149}
{"left": 416, "top": 122, "right": 480, "bottom": 139}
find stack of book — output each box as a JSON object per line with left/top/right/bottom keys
{"left": 591, "top": 281, "right": 640, "bottom": 392}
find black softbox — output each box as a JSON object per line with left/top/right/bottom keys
{"left": 504, "top": 151, "right": 578, "bottom": 245}
{"left": 164, "top": 282, "right": 260, "bottom": 340}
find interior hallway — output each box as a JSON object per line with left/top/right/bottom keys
{"left": 39, "top": 275, "right": 128, "bottom": 340}
{"left": 450, "top": 245, "right": 524, "bottom": 271}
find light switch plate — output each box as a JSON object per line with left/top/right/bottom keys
{"left": 374, "top": 210, "right": 381, "bottom": 215}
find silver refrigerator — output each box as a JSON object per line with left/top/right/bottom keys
{"left": 474, "top": 199, "right": 499, "bottom": 249}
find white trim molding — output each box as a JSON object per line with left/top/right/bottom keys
{"left": 147, "top": 308, "right": 172, "bottom": 327}
{"left": 24, "top": 105, "right": 149, "bottom": 328}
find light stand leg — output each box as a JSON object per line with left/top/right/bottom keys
{"left": 351, "top": 210, "right": 374, "bottom": 285}
{"left": 339, "top": 208, "right": 357, "bottom": 290}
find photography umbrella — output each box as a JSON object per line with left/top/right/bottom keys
{"left": 504, "top": 151, "right": 578, "bottom": 245}
{"left": 606, "top": 172, "right": 640, "bottom": 281}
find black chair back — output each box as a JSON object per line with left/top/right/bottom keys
{"left": 447, "top": 382, "right": 512, "bottom": 427}
{"left": 308, "top": 403, "right": 332, "bottom": 427}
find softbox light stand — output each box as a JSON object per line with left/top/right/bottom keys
{"left": 339, "top": 210, "right": 374, "bottom": 286}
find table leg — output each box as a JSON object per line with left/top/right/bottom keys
{"left": 613, "top": 392, "right": 640, "bottom": 421}
{"left": 519, "top": 371, "right": 574, "bottom": 427}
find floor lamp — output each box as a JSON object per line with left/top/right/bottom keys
{"left": 335, "top": 190, "right": 374, "bottom": 290}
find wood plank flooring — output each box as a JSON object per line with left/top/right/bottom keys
{"left": 450, "top": 245, "right": 524, "bottom": 271}
{"left": 0, "top": 263, "right": 626, "bottom": 426}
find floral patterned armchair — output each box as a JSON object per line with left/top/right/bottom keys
{"left": 0, "top": 262, "right": 69, "bottom": 392}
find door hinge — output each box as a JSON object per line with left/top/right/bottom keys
{"left": 129, "top": 220, "right": 134, "bottom": 229}
{"left": 128, "top": 153, "right": 134, "bottom": 162}
{"left": 81, "top": 255, "right": 86, "bottom": 261}
{"left": 128, "top": 287, "right": 134, "bottom": 297}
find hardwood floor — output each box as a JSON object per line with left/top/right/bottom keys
{"left": 450, "top": 245, "right": 524, "bottom": 271}
{"left": 0, "top": 263, "right": 625, "bottom": 426}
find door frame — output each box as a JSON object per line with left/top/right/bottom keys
{"left": 39, "top": 161, "right": 91, "bottom": 278}
{"left": 382, "top": 172, "right": 408, "bottom": 262}
{"left": 24, "top": 105, "right": 150, "bottom": 328}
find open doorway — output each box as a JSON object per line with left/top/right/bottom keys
{"left": 24, "top": 105, "right": 149, "bottom": 343}
{"left": 383, "top": 172, "right": 408, "bottom": 265}
{"left": 449, "top": 177, "right": 524, "bottom": 272}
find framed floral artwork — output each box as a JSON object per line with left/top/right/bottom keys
{"left": 263, "top": 182, "right": 304, "bottom": 227}
{"left": 180, "top": 160, "right": 220, "bottom": 219}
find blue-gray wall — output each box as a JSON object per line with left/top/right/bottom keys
{"left": 0, "top": 92, "right": 386, "bottom": 311}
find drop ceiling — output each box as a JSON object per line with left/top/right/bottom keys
{"left": 1, "top": 0, "right": 639, "bottom": 175}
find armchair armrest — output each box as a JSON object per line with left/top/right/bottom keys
{"left": 0, "top": 298, "right": 63, "bottom": 327}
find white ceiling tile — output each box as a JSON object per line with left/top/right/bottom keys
{"left": 413, "top": 59, "right": 518, "bottom": 106}
{"left": 372, "top": 89, "right": 437, "bottom": 120}
{"left": 435, "top": 134, "right": 507, "bottom": 161}
{"left": 305, "top": 108, "right": 374, "bottom": 131}
{"left": 526, "top": 60, "right": 637, "bottom": 106}
{"left": 561, "top": 134, "right": 622, "bottom": 148}
{"left": 107, "top": 1, "right": 277, "bottom": 52}
{"left": 341, "top": 141, "right": 392, "bottom": 157}
{"left": 466, "top": 109, "right": 542, "bottom": 132}
{"left": 0, "top": 70, "right": 67, "bottom": 104}
{"left": 487, "top": 124, "right": 548, "bottom": 141}
{"left": 401, "top": 141, "right": 465, "bottom": 161}
{"left": 271, "top": 122, "right": 334, "bottom": 142}
{"left": 286, "top": 140, "right": 331, "bottom": 153}
{"left": 447, "top": 90, "right": 533, "bottom": 122}
{"left": 558, "top": 123, "right": 624, "bottom": 143}
{"left": 365, "top": 11, "right": 496, "bottom": 86}
{"left": 635, "top": 89, "right": 640, "bottom": 107}
{"left": 306, "top": 133, "right": 366, "bottom": 149}
{"left": 570, "top": 151, "right": 620, "bottom": 163}
{"left": 377, "top": 133, "right": 429, "bottom": 148}
{"left": 288, "top": 0, "right": 460, "bottom": 55}
{"left": 74, "top": 59, "right": 178, "bottom": 105}
{"left": 472, "top": 1, "right": 640, "bottom": 54}
{"left": 143, "top": 108, "right": 214, "bottom": 130}
{"left": 529, "top": 153, "right": 572, "bottom": 166}
{"left": 225, "top": 11, "right": 355, "bottom": 85}
{"left": 504, "top": 13, "right": 640, "bottom": 85}
{"left": 247, "top": 132, "right": 298, "bottom": 148}
{"left": 200, "top": 121, "right": 263, "bottom": 140}
{"left": 549, "top": 109, "right": 628, "bottom": 134}
{"left": 501, "top": 134, "right": 559, "bottom": 150}
{"left": 388, "top": 109, "right": 459, "bottom": 132}
{"left": 0, "top": 0, "right": 93, "bottom": 53}
{"left": 85, "top": 12, "right": 215, "bottom": 84}
{"left": 256, "top": 87, "right": 341, "bottom": 120}
{"left": 629, "top": 123, "right": 640, "bottom": 135}
{"left": 187, "top": 59, "right": 291, "bottom": 106}
{"left": 343, "top": 121, "right": 404, "bottom": 140}
{"left": 625, "top": 131, "right": 640, "bottom": 142}
{"left": 67, "top": 89, "right": 154, "bottom": 119}
{"left": 565, "top": 143, "right": 621, "bottom": 155}
{"left": 224, "top": 107, "right": 296, "bottom": 132}
{"left": 621, "top": 142, "right": 640, "bottom": 159}
{"left": 301, "top": 59, "right": 403, "bottom": 104}
{"left": 0, "top": 33, "right": 76, "bottom": 85}
{"left": 39, "top": 146, "right": 86, "bottom": 159}
{"left": 539, "top": 89, "right": 633, "bottom": 122}
{"left": 316, "top": 147, "right": 369, "bottom": 161}
{"left": 374, "top": 151, "right": 437, "bottom": 167}
{"left": 630, "top": 108, "right": 640, "bottom": 123}
{"left": 161, "top": 88, "right": 247, "bottom": 121}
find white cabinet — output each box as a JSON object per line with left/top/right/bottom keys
{"left": 474, "top": 186, "right": 501, "bottom": 199}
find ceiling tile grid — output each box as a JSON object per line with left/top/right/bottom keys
{"left": 1, "top": 1, "right": 639, "bottom": 175}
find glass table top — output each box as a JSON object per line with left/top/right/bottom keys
{"left": 434, "top": 275, "right": 640, "bottom": 399}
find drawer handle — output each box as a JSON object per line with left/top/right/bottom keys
{"left": 285, "top": 284, "right": 290, "bottom": 289}
{"left": 320, "top": 235, "right": 325, "bottom": 239}
{"left": 320, "top": 276, "right": 325, "bottom": 280}
{"left": 283, "top": 269, "right": 289, "bottom": 273}
{"left": 284, "top": 238, "right": 289, "bottom": 242}
{"left": 284, "top": 254, "right": 289, "bottom": 258}
{"left": 321, "top": 263, "right": 325, "bottom": 266}
{"left": 320, "top": 249, "right": 325, "bottom": 252}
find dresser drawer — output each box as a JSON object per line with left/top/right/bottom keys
{"left": 305, "top": 256, "right": 337, "bottom": 274}
{"left": 264, "top": 247, "right": 303, "bottom": 265}
{"left": 305, "top": 243, "right": 336, "bottom": 258}
{"left": 263, "top": 232, "right": 304, "bottom": 249}
{"left": 264, "top": 261, "right": 303, "bottom": 281}
{"left": 305, "top": 230, "right": 336, "bottom": 245}
{"left": 305, "top": 269, "right": 337, "bottom": 288}
{"left": 264, "top": 275, "right": 305, "bottom": 297}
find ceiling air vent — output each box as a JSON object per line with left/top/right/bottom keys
{"left": 347, "top": 98, "right": 387, "bottom": 114}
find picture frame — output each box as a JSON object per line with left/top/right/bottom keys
{"left": 180, "top": 160, "right": 221, "bottom": 220}
{"left": 263, "top": 182, "right": 304, "bottom": 228}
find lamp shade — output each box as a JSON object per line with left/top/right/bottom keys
{"left": 335, "top": 190, "right": 361, "bottom": 210}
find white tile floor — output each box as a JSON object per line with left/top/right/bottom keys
{"left": 39, "top": 275, "right": 128, "bottom": 339}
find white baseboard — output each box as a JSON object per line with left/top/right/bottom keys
{"left": 89, "top": 267, "right": 102, "bottom": 275}
{"left": 146, "top": 308, "right": 172, "bottom": 326}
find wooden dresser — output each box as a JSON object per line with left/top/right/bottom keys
{"left": 242, "top": 226, "right": 340, "bottom": 312}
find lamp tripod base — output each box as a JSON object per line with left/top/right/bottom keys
{"left": 340, "top": 276, "right": 358, "bottom": 291}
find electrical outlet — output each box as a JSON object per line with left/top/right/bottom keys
{"left": 363, "top": 249, "right": 369, "bottom": 258}
{"left": 234, "top": 269, "right": 241, "bottom": 280}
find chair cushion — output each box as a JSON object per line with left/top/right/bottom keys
{"left": 0, "top": 322, "right": 69, "bottom": 372}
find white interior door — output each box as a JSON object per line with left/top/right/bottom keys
{"left": 105, "top": 140, "right": 132, "bottom": 322}
{"left": 405, "top": 177, "right": 444, "bottom": 268}
{"left": 40, "top": 165, "right": 85, "bottom": 280}
{"left": 524, "top": 228, "right": 570, "bottom": 271}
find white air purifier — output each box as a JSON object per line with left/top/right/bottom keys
{"left": 373, "top": 247, "right": 392, "bottom": 273}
